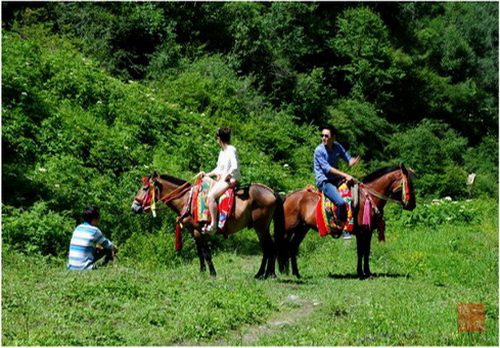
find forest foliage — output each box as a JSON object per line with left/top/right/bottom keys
{"left": 2, "top": 2, "right": 498, "bottom": 257}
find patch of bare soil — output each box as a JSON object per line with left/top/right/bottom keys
{"left": 221, "top": 295, "right": 318, "bottom": 345}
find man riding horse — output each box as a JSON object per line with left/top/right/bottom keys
{"left": 314, "top": 125, "right": 360, "bottom": 239}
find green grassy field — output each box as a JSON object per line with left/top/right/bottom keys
{"left": 2, "top": 198, "right": 498, "bottom": 346}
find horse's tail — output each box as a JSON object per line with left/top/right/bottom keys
{"left": 273, "top": 191, "right": 289, "bottom": 275}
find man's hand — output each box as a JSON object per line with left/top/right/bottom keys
{"left": 344, "top": 174, "right": 355, "bottom": 183}
{"left": 349, "top": 156, "right": 361, "bottom": 167}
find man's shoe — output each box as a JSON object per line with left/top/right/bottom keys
{"left": 342, "top": 231, "right": 352, "bottom": 240}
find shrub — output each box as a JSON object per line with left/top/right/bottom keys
{"left": 2, "top": 202, "right": 74, "bottom": 256}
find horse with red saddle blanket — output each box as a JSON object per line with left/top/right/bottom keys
{"left": 132, "top": 171, "right": 283, "bottom": 279}
{"left": 275, "top": 164, "right": 416, "bottom": 279}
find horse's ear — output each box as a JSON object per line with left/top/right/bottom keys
{"left": 152, "top": 171, "right": 160, "bottom": 179}
{"left": 400, "top": 163, "right": 407, "bottom": 174}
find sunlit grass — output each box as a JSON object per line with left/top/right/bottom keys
{"left": 2, "top": 199, "right": 498, "bottom": 346}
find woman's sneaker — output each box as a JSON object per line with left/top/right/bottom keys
{"left": 202, "top": 224, "right": 217, "bottom": 235}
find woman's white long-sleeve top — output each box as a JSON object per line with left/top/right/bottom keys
{"left": 212, "top": 145, "right": 241, "bottom": 180}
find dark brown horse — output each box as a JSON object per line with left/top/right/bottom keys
{"left": 276, "top": 164, "right": 416, "bottom": 279}
{"left": 132, "top": 171, "right": 283, "bottom": 278}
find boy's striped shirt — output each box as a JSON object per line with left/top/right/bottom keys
{"left": 67, "top": 222, "right": 113, "bottom": 270}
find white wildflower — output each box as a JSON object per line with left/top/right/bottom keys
{"left": 38, "top": 167, "right": 47, "bottom": 173}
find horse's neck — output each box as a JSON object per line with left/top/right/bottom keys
{"left": 365, "top": 171, "right": 401, "bottom": 207}
{"left": 160, "top": 180, "right": 189, "bottom": 215}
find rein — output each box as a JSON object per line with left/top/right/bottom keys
{"left": 358, "top": 169, "right": 411, "bottom": 207}
{"left": 142, "top": 174, "right": 201, "bottom": 214}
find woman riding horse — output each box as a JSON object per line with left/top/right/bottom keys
{"left": 199, "top": 127, "right": 241, "bottom": 235}
{"left": 132, "top": 127, "right": 284, "bottom": 278}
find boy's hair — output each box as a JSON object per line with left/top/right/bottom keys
{"left": 216, "top": 127, "right": 231, "bottom": 143}
{"left": 320, "top": 124, "right": 338, "bottom": 136}
{"left": 83, "top": 205, "right": 100, "bottom": 223}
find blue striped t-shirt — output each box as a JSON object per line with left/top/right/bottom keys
{"left": 67, "top": 222, "right": 114, "bottom": 270}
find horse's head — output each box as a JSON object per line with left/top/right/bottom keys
{"left": 399, "top": 164, "right": 416, "bottom": 211}
{"left": 131, "top": 171, "right": 162, "bottom": 215}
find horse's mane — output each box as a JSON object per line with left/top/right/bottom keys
{"left": 362, "top": 166, "right": 399, "bottom": 183}
{"left": 160, "top": 174, "right": 189, "bottom": 186}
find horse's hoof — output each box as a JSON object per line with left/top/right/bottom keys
{"left": 254, "top": 273, "right": 265, "bottom": 280}
{"left": 265, "top": 273, "right": 277, "bottom": 279}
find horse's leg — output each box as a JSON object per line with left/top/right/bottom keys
{"left": 195, "top": 239, "right": 206, "bottom": 273}
{"left": 289, "top": 225, "right": 308, "bottom": 278}
{"left": 264, "top": 232, "right": 277, "bottom": 279}
{"left": 199, "top": 238, "right": 216, "bottom": 277}
{"left": 363, "top": 230, "right": 373, "bottom": 277}
{"left": 355, "top": 231, "right": 364, "bottom": 278}
{"left": 254, "top": 229, "right": 275, "bottom": 279}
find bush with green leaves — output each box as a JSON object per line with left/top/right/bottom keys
{"left": 2, "top": 202, "right": 74, "bottom": 256}
{"left": 386, "top": 119, "right": 469, "bottom": 198}
{"left": 387, "top": 197, "right": 479, "bottom": 228}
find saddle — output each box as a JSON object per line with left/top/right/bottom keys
{"left": 315, "top": 183, "right": 355, "bottom": 238}
{"left": 191, "top": 177, "right": 235, "bottom": 233}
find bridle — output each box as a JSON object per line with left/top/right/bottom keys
{"left": 360, "top": 169, "right": 412, "bottom": 208}
{"left": 135, "top": 174, "right": 199, "bottom": 216}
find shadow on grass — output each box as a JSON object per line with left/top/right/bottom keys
{"left": 328, "top": 272, "right": 412, "bottom": 280}
{"left": 276, "top": 278, "right": 311, "bottom": 285}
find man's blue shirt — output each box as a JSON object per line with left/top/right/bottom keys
{"left": 314, "top": 142, "right": 352, "bottom": 186}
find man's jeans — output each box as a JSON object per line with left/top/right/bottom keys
{"left": 318, "top": 181, "right": 347, "bottom": 222}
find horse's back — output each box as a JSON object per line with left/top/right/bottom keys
{"left": 284, "top": 190, "right": 319, "bottom": 229}
{"left": 227, "top": 184, "right": 277, "bottom": 233}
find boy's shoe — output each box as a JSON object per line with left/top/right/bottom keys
{"left": 342, "top": 231, "right": 352, "bottom": 240}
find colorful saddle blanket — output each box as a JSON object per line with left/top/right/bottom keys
{"left": 191, "top": 178, "right": 235, "bottom": 231}
{"left": 316, "top": 183, "right": 354, "bottom": 237}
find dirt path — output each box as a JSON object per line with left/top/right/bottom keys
{"left": 177, "top": 293, "right": 318, "bottom": 346}
{"left": 219, "top": 294, "right": 318, "bottom": 345}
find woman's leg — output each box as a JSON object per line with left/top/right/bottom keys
{"left": 205, "top": 180, "right": 230, "bottom": 232}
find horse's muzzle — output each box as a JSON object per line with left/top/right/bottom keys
{"left": 131, "top": 200, "right": 143, "bottom": 214}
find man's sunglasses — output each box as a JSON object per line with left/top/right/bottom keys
{"left": 320, "top": 134, "right": 330, "bottom": 138}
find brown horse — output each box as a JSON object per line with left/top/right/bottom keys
{"left": 131, "top": 171, "right": 283, "bottom": 278}
{"left": 275, "top": 164, "right": 416, "bottom": 279}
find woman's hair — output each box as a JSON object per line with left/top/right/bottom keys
{"left": 83, "top": 205, "right": 100, "bottom": 223}
{"left": 216, "top": 127, "right": 231, "bottom": 143}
